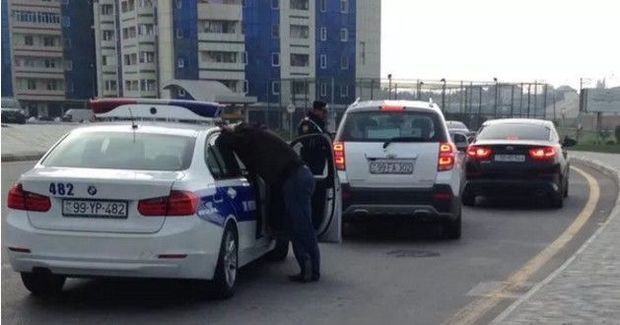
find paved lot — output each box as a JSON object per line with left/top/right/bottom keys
{"left": 2, "top": 160, "right": 617, "bottom": 325}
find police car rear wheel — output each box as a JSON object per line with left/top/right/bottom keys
{"left": 211, "top": 224, "right": 238, "bottom": 299}
{"left": 20, "top": 271, "right": 65, "bottom": 296}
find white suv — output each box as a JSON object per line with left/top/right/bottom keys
{"left": 333, "top": 100, "right": 463, "bottom": 239}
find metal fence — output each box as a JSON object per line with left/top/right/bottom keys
{"left": 245, "top": 78, "right": 556, "bottom": 133}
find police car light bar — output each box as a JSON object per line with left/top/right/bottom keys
{"left": 88, "top": 98, "right": 223, "bottom": 122}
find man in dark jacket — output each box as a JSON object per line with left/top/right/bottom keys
{"left": 217, "top": 123, "right": 320, "bottom": 283}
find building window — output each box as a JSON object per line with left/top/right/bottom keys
{"left": 320, "top": 83, "right": 327, "bottom": 97}
{"left": 201, "top": 20, "right": 237, "bottom": 33}
{"left": 201, "top": 51, "right": 238, "bottom": 63}
{"left": 272, "top": 53, "right": 280, "bottom": 67}
{"left": 271, "top": 0, "right": 278, "bottom": 9}
{"left": 24, "top": 35, "right": 34, "bottom": 46}
{"left": 290, "top": 24, "right": 309, "bottom": 39}
{"left": 176, "top": 0, "right": 182, "bottom": 9}
{"left": 340, "top": 85, "right": 349, "bottom": 98}
{"left": 340, "top": 28, "right": 348, "bottom": 42}
{"left": 101, "top": 4, "right": 114, "bottom": 15}
{"left": 242, "top": 51, "right": 248, "bottom": 65}
{"left": 27, "top": 79, "right": 36, "bottom": 90}
{"left": 340, "top": 55, "right": 349, "bottom": 69}
{"left": 320, "top": 27, "right": 327, "bottom": 41}
{"left": 320, "top": 54, "right": 327, "bottom": 69}
{"left": 177, "top": 57, "right": 185, "bottom": 68}
{"left": 271, "top": 24, "right": 279, "bottom": 39}
{"left": 292, "top": 80, "right": 308, "bottom": 95}
{"left": 140, "top": 51, "right": 155, "bottom": 63}
{"left": 102, "top": 55, "right": 108, "bottom": 66}
{"left": 43, "top": 36, "right": 56, "bottom": 47}
{"left": 64, "top": 60, "right": 72, "bottom": 71}
{"left": 272, "top": 81, "right": 280, "bottom": 95}
{"left": 243, "top": 80, "right": 249, "bottom": 94}
{"left": 290, "top": 53, "right": 309, "bottom": 67}
{"left": 62, "top": 16, "right": 71, "bottom": 27}
{"left": 320, "top": 0, "right": 327, "bottom": 12}
{"left": 138, "top": 24, "right": 154, "bottom": 36}
{"left": 47, "top": 80, "right": 58, "bottom": 91}
{"left": 360, "top": 41, "right": 366, "bottom": 65}
{"left": 290, "top": 0, "right": 309, "bottom": 10}
{"left": 102, "top": 30, "right": 114, "bottom": 41}
{"left": 340, "top": 0, "right": 348, "bottom": 13}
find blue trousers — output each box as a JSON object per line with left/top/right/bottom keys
{"left": 283, "top": 166, "right": 320, "bottom": 278}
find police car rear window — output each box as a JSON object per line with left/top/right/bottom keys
{"left": 338, "top": 110, "right": 446, "bottom": 142}
{"left": 43, "top": 131, "right": 196, "bottom": 171}
{"left": 476, "top": 123, "right": 550, "bottom": 141}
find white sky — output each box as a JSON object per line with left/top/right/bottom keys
{"left": 381, "top": 0, "right": 620, "bottom": 88}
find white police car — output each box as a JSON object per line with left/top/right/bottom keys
{"left": 5, "top": 98, "right": 341, "bottom": 298}
{"left": 333, "top": 100, "right": 463, "bottom": 239}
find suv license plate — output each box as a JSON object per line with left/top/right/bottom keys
{"left": 369, "top": 161, "right": 414, "bottom": 174}
{"left": 495, "top": 154, "right": 526, "bottom": 162}
{"left": 62, "top": 199, "right": 128, "bottom": 218}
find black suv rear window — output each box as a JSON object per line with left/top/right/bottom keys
{"left": 477, "top": 123, "right": 550, "bottom": 141}
{"left": 337, "top": 110, "right": 446, "bottom": 142}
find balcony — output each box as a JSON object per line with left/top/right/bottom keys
{"left": 198, "top": 32, "right": 244, "bottom": 43}
{"left": 198, "top": 3, "right": 242, "bottom": 21}
{"left": 13, "top": 66, "right": 64, "bottom": 76}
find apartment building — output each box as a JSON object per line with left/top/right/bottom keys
{"left": 6, "top": 0, "right": 96, "bottom": 117}
{"left": 93, "top": 0, "right": 380, "bottom": 108}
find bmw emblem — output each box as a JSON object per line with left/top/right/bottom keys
{"left": 87, "top": 186, "right": 97, "bottom": 196}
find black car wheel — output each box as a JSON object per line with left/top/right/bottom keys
{"left": 21, "top": 272, "right": 65, "bottom": 296}
{"left": 443, "top": 212, "right": 462, "bottom": 240}
{"left": 210, "top": 223, "right": 238, "bottom": 299}
{"left": 461, "top": 187, "right": 475, "bottom": 207}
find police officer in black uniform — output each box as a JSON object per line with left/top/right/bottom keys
{"left": 297, "top": 101, "right": 331, "bottom": 229}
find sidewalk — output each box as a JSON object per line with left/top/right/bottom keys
{"left": 493, "top": 152, "right": 620, "bottom": 324}
{"left": 1, "top": 124, "right": 79, "bottom": 161}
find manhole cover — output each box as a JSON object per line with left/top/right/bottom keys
{"left": 386, "top": 250, "right": 439, "bottom": 258}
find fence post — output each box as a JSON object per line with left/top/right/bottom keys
{"left": 370, "top": 79, "right": 374, "bottom": 99}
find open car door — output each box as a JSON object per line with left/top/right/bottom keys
{"left": 290, "top": 134, "right": 342, "bottom": 243}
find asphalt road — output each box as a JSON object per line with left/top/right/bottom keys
{"left": 1, "top": 160, "right": 617, "bottom": 325}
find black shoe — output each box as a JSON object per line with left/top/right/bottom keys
{"left": 288, "top": 273, "right": 319, "bottom": 283}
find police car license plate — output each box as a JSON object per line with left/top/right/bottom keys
{"left": 494, "top": 154, "right": 526, "bottom": 162}
{"left": 369, "top": 160, "right": 414, "bottom": 174}
{"left": 62, "top": 199, "right": 128, "bottom": 218}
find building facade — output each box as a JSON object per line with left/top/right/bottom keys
{"left": 93, "top": 0, "right": 381, "bottom": 109}
{"left": 2, "top": 0, "right": 13, "bottom": 97}
{"left": 6, "top": 0, "right": 96, "bottom": 117}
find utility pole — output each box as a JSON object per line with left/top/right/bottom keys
{"left": 520, "top": 82, "right": 524, "bottom": 117}
{"left": 388, "top": 74, "right": 392, "bottom": 99}
{"left": 527, "top": 83, "right": 531, "bottom": 118}
{"left": 440, "top": 78, "right": 446, "bottom": 112}
{"left": 533, "top": 81, "right": 538, "bottom": 118}
{"left": 510, "top": 84, "right": 515, "bottom": 117}
{"left": 493, "top": 78, "right": 498, "bottom": 118}
{"left": 543, "top": 84, "right": 548, "bottom": 120}
{"left": 459, "top": 81, "right": 464, "bottom": 114}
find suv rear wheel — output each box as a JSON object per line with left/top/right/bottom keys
{"left": 443, "top": 211, "right": 462, "bottom": 240}
{"left": 461, "top": 187, "right": 475, "bottom": 207}
{"left": 21, "top": 272, "right": 65, "bottom": 296}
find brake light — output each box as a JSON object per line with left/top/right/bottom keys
{"left": 438, "top": 142, "right": 455, "bottom": 171}
{"left": 334, "top": 141, "right": 346, "bottom": 171}
{"left": 380, "top": 105, "right": 406, "bottom": 111}
{"left": 138, "top": 191, "right": 199, "bottom": 216}
{"left": 7, "top": 184, "right": 51, "bottom": 212}
{"left": 467, "top": 146, "right": 493, "bottom": 160}
{"left": 529, "top": 147, "right": 556, "bottom": 160}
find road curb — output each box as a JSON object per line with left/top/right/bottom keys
{"left": 491, "top": 157, "right": 620, "bottom": 324}
{"left": 1, "top": 153, "right": 45, "bottom": 162}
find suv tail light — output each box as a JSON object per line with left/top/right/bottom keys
{"left": 138, "top": 191, "right": 199, "bottom": 217}
{"left": 438, "top": 142, "right": 455, "bottom": 171}
{"left": 529, "top": 146, "right": 556, "bottom": 160}
{"left": 467, "top": 145, "right": 493, "bottom": 160}
{"left": 7, "top": 184, "right": 51, "bottom": 212}
{"left": 334, "top": 141, "right": 346, "bottom": 171}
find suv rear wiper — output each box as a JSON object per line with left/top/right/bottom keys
{"left": 382, "top": 136, "right": 427, "bottom": 149}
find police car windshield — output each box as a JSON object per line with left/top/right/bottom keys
{"left": 476, "top": 123, "right": 550, "bottom": 141}
{"left": 338, "top": 111, "right": 446, "bottom": 142}
{"left": 43, "top": 131, "right": 196, "bottom": 171}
